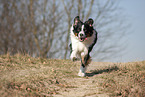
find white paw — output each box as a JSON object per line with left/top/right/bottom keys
{"left": 78, "top": 72, "right": 85, "bottom": 77}
{"left": 71, "top": 56, "right": 77, "bottom": 61}
{"left": 78, "top": 66, "right": 86, "bottom": 77}
{"left": 70, "top": 53, "right": 77, "bottom": 61}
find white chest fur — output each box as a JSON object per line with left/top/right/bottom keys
{"left": 70, "top": 25, "right": 95, "bottom": 58}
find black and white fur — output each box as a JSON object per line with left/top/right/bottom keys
{"left": 70, "top": 16, "right": 98, "bottom": 77}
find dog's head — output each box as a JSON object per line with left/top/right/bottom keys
{"left": 72, "top": 16, "right": 94, "bottom": 42}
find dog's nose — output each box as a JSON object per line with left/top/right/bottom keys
{"left": 80, "top": 33, "right": 83, "bottom": 36}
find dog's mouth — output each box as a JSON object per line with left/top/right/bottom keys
{"left": 79, "top": 37, "right": 87, "bottom": 42}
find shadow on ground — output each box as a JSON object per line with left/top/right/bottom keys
{"left": 86, "top": 66, "right": 119, "bottom": 77}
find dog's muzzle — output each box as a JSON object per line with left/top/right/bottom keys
{"left": 79, "top": 33, "right": 87, "bottom": 42}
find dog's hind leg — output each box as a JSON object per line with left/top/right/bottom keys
{"left": 69, "top": 43, "right": 72, "bottom": 55}
{"left": 84, "top": 54, "right": 92, "bottom": 66}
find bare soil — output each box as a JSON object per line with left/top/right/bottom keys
{"left": 53, "top": 62, "right": 117, "bottom": 97}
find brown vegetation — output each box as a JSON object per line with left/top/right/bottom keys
{"left": 0, "top": 54, "right": 144, "bottom": 96}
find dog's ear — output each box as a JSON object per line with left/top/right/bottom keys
{"left": 74, "top": 16, "right": 80, "bottom": 25}
{"left": 87, "top": 18, "right": 94, "bottom": 27}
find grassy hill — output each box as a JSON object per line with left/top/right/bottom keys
{"left": 0, "top": 54, "right": 145, "bottom": 97}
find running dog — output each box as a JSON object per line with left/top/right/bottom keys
{"left": 70, "top": 16, "right": 98, "bottom": 77}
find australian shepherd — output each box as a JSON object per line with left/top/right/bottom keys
{"left": 70, "top": 16, "right": 98, "bottom": 77}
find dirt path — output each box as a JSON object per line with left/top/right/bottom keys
{"left": 53, "top": 62, "right": 113, "bottom": 97}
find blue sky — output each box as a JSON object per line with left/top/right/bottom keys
{"left": 117, "top": 0, "right": 145, "bottom": 62}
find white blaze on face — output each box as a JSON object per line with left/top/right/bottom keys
{"left": 79, "top": 25, "right": 85, "bottom": 38}
{"left": 81, "top": 25, "right": 85, "bottom": 35}
{"left": 81, "top": 25, "right": 84, "bottom": 32}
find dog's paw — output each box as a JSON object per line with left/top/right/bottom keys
{"left": 78, "top": 72, "right": 85, "bottom": 77}
{"left": 70, "top": 53, "right": 78, "bottom": 61}
{"left": 78, "top": 66, "right": 86, "bottom": 77}
{"left": 72, "top": 57, "right": 78, "bottom": 61}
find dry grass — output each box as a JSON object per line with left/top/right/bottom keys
{"left": 0, "top": 54, "right": 79, "bottom": 96}
{"left": 0, "top": 54, "right": 145, "bottom": 97}
{"left": 95, "top": 61, "right": 145, "bottom": 97}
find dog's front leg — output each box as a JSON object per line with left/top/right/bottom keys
{"left": 70, "top": 50, "right": 78, "bottom": 61}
